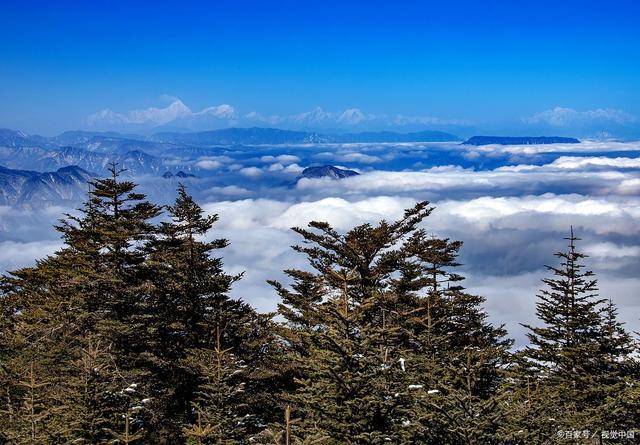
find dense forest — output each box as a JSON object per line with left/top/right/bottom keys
{"left": 0, "top": 166, "right": 638, "bottom": 444}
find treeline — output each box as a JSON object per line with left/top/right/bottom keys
{"left": 0, "top": 167, "right": 638, "bottom": 444}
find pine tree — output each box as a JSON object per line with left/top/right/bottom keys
{"left": 270, "top": 202, "right": 511, "bottom": 444}
{"left": 399, "top": 230, "right": 512, "bottom": 444}
{"left": 141, "top": 184, "right": 235, "bottom": 441}
{"left": 504, "top": 229, "right": 639, "bottom": 442}
{"left": 145, "top": 184, "right": 284, "bottom": 443}
{"left": 65, "top": 164, "right": 160, "bottom": 442}
{"left": 522, "top": 229, "right": 604, "bottom": 376}
{"left": 0, "top": 239, "right": 108, "bottom": 443}
{"left": 589, "top": 299, "right": 639, "bottom": 433}
{"left": 0, "top": 164, "right": 161, "bottom": 443}
{"left": 270, "top": 203, "right": 432, "bottom": 442}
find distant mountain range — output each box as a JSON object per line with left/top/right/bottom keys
{"left": 152, "top": 127, "right": 460, "bottom": 145}
{"left": 0, "top": 165, "right": 92, "bottom": 207}
{"left": 0, "top": 127, "right": 588, "bottom": 207}
{"left": 463, "top": 136, "right": 580, "bottom": 146}
{"left": 0, "top": 126, "right": 460, "bottom": 183}
{"left": 152, "top": 127, "right": 328, "bottom": 145}
{"left": 0, "top": 129, "right": 190, "bottom": 176}
{"left": 2, "top": 127, "right": 459, "bottom": 147}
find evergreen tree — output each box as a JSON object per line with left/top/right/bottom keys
{"left": 504, "top": 229, "right": 639, "bottom": 442}
{"left": 145, "top": 184, "right": 284, "bottom": 443}
{"left": 270, "top": 202, "right": 511, "bottom": 444}
{"left": 400, "top": 230, "right": 512, "bottom": 444}
{"left": 0, "top": 165, "right": 161, "bottom": 443}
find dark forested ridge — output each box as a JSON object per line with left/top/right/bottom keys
{"left": 463, "top": 136, "right": 580, "bottom": 146}
{"left": 0, "top": 169, "right": 637, "bottom": 444}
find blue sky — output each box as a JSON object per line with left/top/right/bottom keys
{"left": 1, "top": 0, "right": 639, "bottom": 135}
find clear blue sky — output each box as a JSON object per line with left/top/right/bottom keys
{"left": 1, "top": 0, "right": 639, "bottom": 134}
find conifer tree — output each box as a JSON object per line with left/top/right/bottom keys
{"left": 399, "top": 230, "right": 512, "bottom": 444}
{"left": 270, "top": 204, "right": 433, "bottom": 442}
{"left": 504, "top": 229, "right": 639, "bottom": 442}
{"left": 0, "top": 165, "right": 161, "bottom": 442}
{"left": 270, "top": 203, "right": 511, "bottom": 444}
{"left": 145, "top": 184, "right": 284, "bottom": 443}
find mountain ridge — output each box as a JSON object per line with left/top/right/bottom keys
{"left": 0, "top": 164, "right": 93, "bottom": 207}
{"left": 297, "top": 165, "right": 359, "bottom": 180}
{"left": 151, "top": 127, "right": 461, "bottom": 145}
{"left": 463, "top": 136, "right": 580, "bottom": 146}
{"left": 2, "top": 126, "right": 461, "bottom": 148}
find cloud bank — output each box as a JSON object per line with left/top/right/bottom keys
{"left": 195, "top": 194, "right": 640, "bottom": 347}
{"left": 525, "top": 107, "right": 638, "bottom": 127}
{"left": 86, "top": 99, "right": 468, "bottom": 133}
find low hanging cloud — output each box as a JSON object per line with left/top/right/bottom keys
{"left": 524, "top": 106, "right": 638, "bottom": 127}
{"left": 196, "top": 194, "right": 640, "bottom": 346}
{"left": 0, "top": 240, "right": 62, "bottom": 272}
{"left": 194, "top": 159, "right": 223, "bottom": 170}
{"left": 87, "top": 99, "right": 238, "bottom": 128}
{"left": 497, "top": 156, "right": 640, "bottom": 172}
{"left": 294, "top": 167, "right": 638, "bottom": 200}
{"left": 464, "top": 139, "right": 640, "bottom": 156}
{"left": 86, "top": 98, "right": 466, "bottom": 132}
{"left": 259, "top": 154, "right": 301, "bottom": 164}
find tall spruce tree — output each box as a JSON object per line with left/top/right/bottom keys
{"left": 142, "top": 184, "right": 238, "bottom": 441}
{"left": 268, "top": 202, "right": 511, "bottom": 444}
{"left": 0, "top": 165, "right": 161, "bottom": 443}
{"left": 503, "top": 229, "right": 639, "bottom": 443}
{"left": 401, "top": 230, "right": 512, "bottom": 444}
{"left": 145, "top": 184, "right": 284, "bottom": 443}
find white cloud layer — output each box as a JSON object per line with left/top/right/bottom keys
{"left": 464, "top": 139, "right": 640, "bottom": 155}
{"left": 497, "top": 156, "right": 640, "bottom": 172}
{"left": 193, "top": 194, "right": 640, "bottom": 346}
{"left": 86, "top": 99, "right": 466, "bottom": 131}
{"left": 294, "top": 166, "right": 637, "bottom": 199}
{"left": 524, "top": 106, "right": 638, "bottom": 127}
{"left": 87, "top": 99, "right": 238, "bottom": 127}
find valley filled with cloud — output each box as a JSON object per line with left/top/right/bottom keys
{"left": 1, "top": 132, "right": 638, "bottom": 347}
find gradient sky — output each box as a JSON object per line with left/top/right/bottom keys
{"left": 1, "top": 0, "right": 639, "bottom": 134}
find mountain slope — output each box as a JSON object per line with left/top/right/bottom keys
{"left": 0, "top": 145, "right": 176, "bottom": 176}
{"left": 0, "top": 165, "right": 93, "bottom": 206}
{"left": 0, "top": 128, "right": 52, "bottom": 149}
{"left": 151, "top": 127, "right": 328, "bottom": 145}
{"left": 151, "top": 127, "right": 460, "bottom": 145}
{"left": 297, "top": 165, "right": 359, "bottom": 180}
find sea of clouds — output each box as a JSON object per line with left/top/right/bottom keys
{"left": 1, "top": 140, "right": 639, "bottom": 347}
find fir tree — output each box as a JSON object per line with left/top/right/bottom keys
{"left": 399, "top": 230, "right": 512, "bottom": 444}
{"left": 522, "top": 229, "right": 605, "bottom": 377}
{"left": 145, "top": 184, "right": 284, "bottom": 443}
{"left": 0, "top": 165, "right": 161, "bottom": 443}
{"left": 270, "top": 202, "right": 511, "bottom": 444}
{"left": 505, "top": 229, "right": 639, "bottom": 442}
